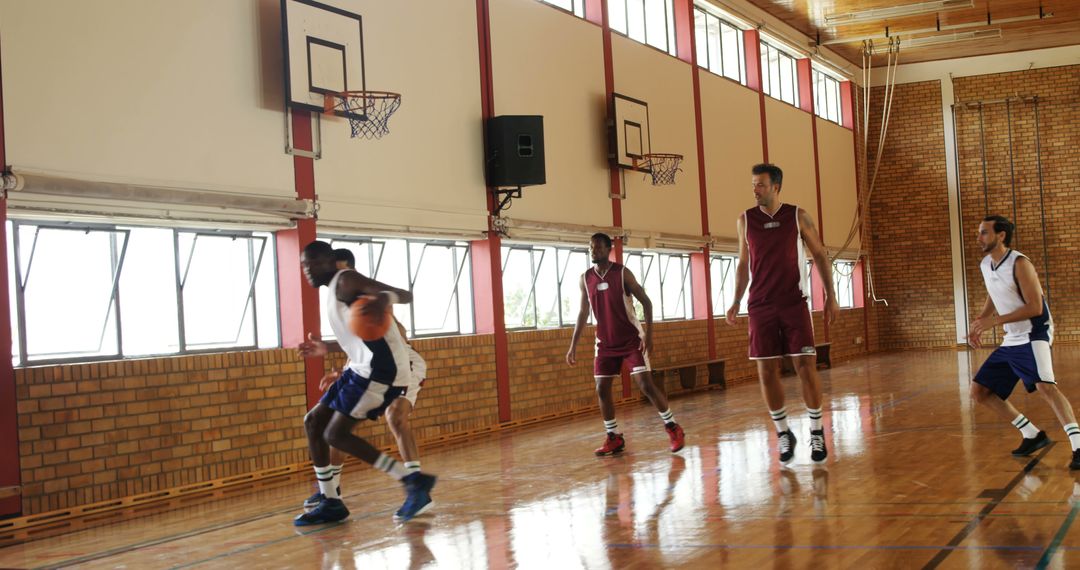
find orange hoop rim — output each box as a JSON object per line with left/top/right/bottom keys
{"left": 322, "top": 90, "right": 401, "bottom": 114}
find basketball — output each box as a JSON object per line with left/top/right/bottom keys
{"left": 349, "top": 296, "right": 392, "bottom": 341}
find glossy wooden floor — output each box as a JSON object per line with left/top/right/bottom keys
{"left": 6, "top": 349, "right": 1080, "bottom": 569}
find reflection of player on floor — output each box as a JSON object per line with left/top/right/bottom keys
{"left": 968, "top": 216, "right": 1080, "bottom": 469}
{"left": 295, "top": 240, "right": 435, "bottom": 525}
{"left": 302, "top": 249, "right": 429, "bottom": 518}
{"left": 566, "top": 233, "right": 685, "bottom": 456}
{"left": 726, "top": 163, "right": 838, "bottom": 465}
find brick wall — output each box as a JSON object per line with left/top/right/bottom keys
{"left": 866, "top": 80, "right": 957, "bottom": 348}
{"left": 15, "top": 350, "right": 308, "bottom": 515}
{"left": 953, "top": 65, "right": 1080, "bottom": 342}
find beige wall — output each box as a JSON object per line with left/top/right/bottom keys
{"left": 816, "top": 118, "right": 860, "bottom": 252}
{"left": 611, "top": 37, "right": 701, "bottom": 240}
{"left": 700, "top": 74, "right": 763, "bottom": 240}
{"left": 314, "top": 0, "right": 488, "bottom": 236}
{"left": 764, "top": 98, "right": 818, "bottom": 227}
{"left": 488, "top": 0, "right": 611, "bottom": 230}
{"left": 0, "top": 0, "right": 294, "bottom": 198}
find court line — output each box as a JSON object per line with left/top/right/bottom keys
{"left": 920, "top": 443, "right": 1053, "bottom": 569}
{"left": 1034, "top": 499, "right": 1080, "bottom": 569}
{"left": 608, "top": 543, "right": 1044, "bottom": 552}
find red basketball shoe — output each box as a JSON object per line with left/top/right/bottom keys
{"left": 595, "top": 432, "right": 626, "bottom": 456}
{"left": 665, "top": 423, "right": 685, "bottom": 452}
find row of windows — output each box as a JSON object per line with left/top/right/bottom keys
{"left": 7, "top": 221, "right": 858, "bottom": 365}
{"left": 538, "top": 0, "right": 844, "bottom": 124}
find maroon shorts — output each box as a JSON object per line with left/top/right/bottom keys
{"left": 748, "top": 300, "right": 816, "bottom": 359}
{"left": 594, "top": 347, "right": 650, "bottom": 377}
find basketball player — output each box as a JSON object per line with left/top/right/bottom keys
{"left": 566, "top": 233, "right": 686, "bottom": 456}
{"left": 968, "top": 216, "right": 1080, "bottom": 469}
{"left": 302, "top": 248, "right": 430, "bottom": 521}
{"left": 294, "top": 240, "right": 435, "bottom": 525}
{"left": 725, "top": 163, "right": 838, "bottom": 465}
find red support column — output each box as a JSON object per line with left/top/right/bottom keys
{"left": 0, "top": 37, "right": 21, "bottom": 516}
{"left": 840, "top": 80, "right": 855, "bottom": 130}
{"left": 277, "top": 111, "right": 323, "bottom": 409}
{"left": 744, "top": 30, "right": 768, "bottom": 163}
{"left": 799, "top": 58, "right": 829, "bottom": 340}
{"left": 476, "top": 0, "right": 512, "bottom": 422}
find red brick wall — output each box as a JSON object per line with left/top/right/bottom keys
{"left": 15, "top": 350, "right": 308, "bottom": 514}
{"left": 866, "top": 80, "right": 957, "bottom": 348}
{"left": 953, "top": 65, "right": 1080, "bottom": 342}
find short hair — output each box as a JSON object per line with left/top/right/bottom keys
{"left": 303, "top": 240, "right": 334, "bottom": 258}
{"left": 752, "top": 163, "right": 783, "bottom": 187}
{"left": 984, "top": 215, "right": 1015, "bottom": 247}
{"left": 334, "top": 248, "right": 355, "bottom": 268}
{"left": 590, "top": 233, "right": 612, "bottom": 248}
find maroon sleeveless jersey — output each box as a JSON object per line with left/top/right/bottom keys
{"left": 584, "top": 263, "right": 645, "bottom": 355}
{"left": 745, "top": 203, "right": 810, "bottom": 310}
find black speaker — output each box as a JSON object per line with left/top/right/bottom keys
{"left": 486, "top": 115, "right": 545, "bottom": 187}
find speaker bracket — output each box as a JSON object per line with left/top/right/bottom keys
{"left": 492, "top": 186, "right": 522, "bottom": 216}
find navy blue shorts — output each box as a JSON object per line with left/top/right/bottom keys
{"left": 320, "top": 368, "right": 406, "bottom": 420}
{"left": 973, "top": 341, "right": 1056, "bottom": 400}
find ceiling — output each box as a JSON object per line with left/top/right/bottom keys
{"left": 739, "top": 0, "right": 1080, "bottom": 66}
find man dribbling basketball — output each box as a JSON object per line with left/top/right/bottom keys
{"left": 294, "top": 240, "right": 435, "bottom": 525}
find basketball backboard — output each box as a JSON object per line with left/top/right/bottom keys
{"left": 611, "top": 93, "right": 651, "bottom": 170}
{"left": 281, "top": 0, "right": 365, "bottom": 113}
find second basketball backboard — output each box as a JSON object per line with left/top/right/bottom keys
{"left": 282, "top": 0, "right": 365, "bottom": 113}
{"left": 611, "top": 93, "right": 651, "bottom": 170}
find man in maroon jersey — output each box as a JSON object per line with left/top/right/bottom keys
{"left": 566, "top": 233, "right": 686, "bottom": 456}
{"left": 725, "top": 163, "right": 838, "bottom": 465}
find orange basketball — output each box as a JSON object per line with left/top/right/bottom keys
{"left": 349, "top": 296, "right": 392, "bottom": 341}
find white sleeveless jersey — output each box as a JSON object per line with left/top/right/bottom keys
{"left": 325, "top": 269, "right": 412, "bottom": 386}
{"left": 979, "top": 250, "right": 1053, "bottom": 347}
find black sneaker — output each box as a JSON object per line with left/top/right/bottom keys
{"left": 1012, "top": 431, "right": 1051, "bottom": 456}
{"left": 1070, "top": 449, "right": 1080, "bottom": 470}
{"left": 778, "top": 430, "right": 796, "bottom": 464}
{"left": 293, "top": 497, "right": 349, "bottom": 526}
{"left": 810, "top": 429, "right": 828, "bottom": 464}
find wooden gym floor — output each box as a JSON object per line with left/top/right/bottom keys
{"left": 4, "top": 349, "right": 1080, "bottom": 569}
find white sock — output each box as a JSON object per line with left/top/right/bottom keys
{"left": 1012, "top": 414, "right": 1040, "bottom": 439}
{"left": 373, "top": 453, "right": 408, "bottom": 481}
{"left": 403, "top": 461, "right": 421, "bottom": 474}
{"left": 770, "top": 407, "right": 789, "bottom": 433}
{"left": 1064, "top": 423, "right": 1080, "bottom": 451}
{"left": 659, "top": 409, "right": 675, "bottom": 425}
{"left": 807, "top": 407, "right": 823, "bottom": 432}
{"left": 313, "top": 465, "right": 339, "bottom": 499}
{"left": 330, "top": 463, "right": 343, "bottom": 492}
{"left": 604, "top": 419, "right": 619, "bottom": 434}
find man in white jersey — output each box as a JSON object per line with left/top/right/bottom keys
{"left": 295, "top": 240, "right": 436, "bottom": 525}
{"left": 969, "top": 216, "right": 1080, "bottom": 469}
{"left": 302, "top": 249, "right": 430, "bottom": 521}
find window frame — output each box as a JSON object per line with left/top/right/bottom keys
{"left": 812, "top": 68, "right": 842, "bottom": 125}
{"left": 537, "top": 0, "right": 586, "bottom": 18}
{"left": 760, "top": 40, "right": 800, "bottom": 107}
{"left": 609, "top": 0, "right": 679, "bottom": 58}
{"left": 693, "top": 5, "right": 746, "bottom": 85}
{"left": 832, "top": 259, "right": 857, "bottom": 309}
{"left": 623, "top": 249, "right": 694, "bottom": 321}
{"left": 500, "top": 243, "right": 592, "bottom": 331}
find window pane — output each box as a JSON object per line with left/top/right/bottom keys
{"left": 254, "top": 235, "right": 279, "bottom": 349}
{"left": 7, "top": 222, "right": 18, "bottom": 366}
{"left": 694, "top": 9, "right": 709, "bottom": 69}
{"left": 780, "top": 54, "right": 795, "bottom": 105}
{"left": 410, "top": 243, "right": 470, "bottom": 336}
{"left": 834, "top": 260, "right": 855, "bottom": 308}
{"left": 627, "top": 0, "right": 646, "bottom": 43}
{"left": 17, "top": 225, "right": 122, "bottom": 360}
{"left": 720, "top": 23, "right": 741, "bottom": 82}
{"left": 768, "top": 48, "right": 781, "bottom": 98}
{"left": 118, "top": 227, "right": 179, "bottom": 356}
{"left": 644, "top": 0, "right": 668, "bottom": 51}
{"left": 659, "top": 254, "right": 691, "bottom": 319}
{"left": 709, "top": 255, "right": 734, "bottom": 316}
{"left": 502, "top": 248, "right": 535, "bottom": 328}
{"left": 608, "top": 0, "right": 627, "bottom": 34}
{"left": 557, "top": 250, "right": 589, "bottom": 326}
{"left": 532, "top": 248, "right": 561, "bottom": 328}
{"left": 827, "top": 78, "right": 840, "bottom": 123}
{"left": 706, "top": 15, "right": 722, "bottom": 76}
{"left": 178, "top": 234, "right": 262, "bottom": 349}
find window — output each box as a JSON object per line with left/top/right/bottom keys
{"left": 833, "top": 260, "right": 856, "bottom": 309}
{"left": 813, "top": 68, "right": 842, "bottom": 124}
{"left": 539, "top": 0, "right": 585, "bottom": 18}
{"left": 693, "top": 6, "right": 745, "bottom": 84}
{"left": 318, "top": 235, "right": 474, "bottom": 339}
{"left": 624, "top": 251, "right": 692, "bottom": 320}
{"left": 502, "top": 245, "right": 591, "bottom": 329}
{"left": 709, "top": 254, "right": 747, "bottom": 316}
{"left": 609, "top": 0, "right": 678, "bottom": 57}
{"left": 760, "top": 41, "right": 799, "bottom": 107}
{"left": 8, "top": 221, "right": 278, "bottom": 365}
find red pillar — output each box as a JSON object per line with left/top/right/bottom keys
{"left": 744, "top": 30, "right": 768, "bottom": 163}
{"left": 0, "top": 37, "right": 21, "bottom": 516}
{"left": 799, "top": 58, "right": 829, "bottom": 340}
{"left": 277, "top": 111, "right": 323, "bottom": 409}
{"left": 840, "top": 81, "right": 855, "bottom": 130}
{"left": 476, "top": 0, "right": 512, "bottom": 422}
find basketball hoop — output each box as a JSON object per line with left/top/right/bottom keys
{"left": 631, "top": 153, "right": 683, "bottom": 186}
{"left": 323, "top": 91, "right": 401, "bottom": 139}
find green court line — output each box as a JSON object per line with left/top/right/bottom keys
{"left": 1035, "top": 500, "right": 1080, "bottom": 569}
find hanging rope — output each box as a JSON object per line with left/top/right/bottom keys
{"left": 830, "top": 37, "right": 901, "bottom": 307}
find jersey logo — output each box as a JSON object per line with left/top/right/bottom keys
{"left": 764, "top": 221, "right": 780, "bottom": 229}
{"left": 597, "top": 282, "right": 610, "bottom": 291}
